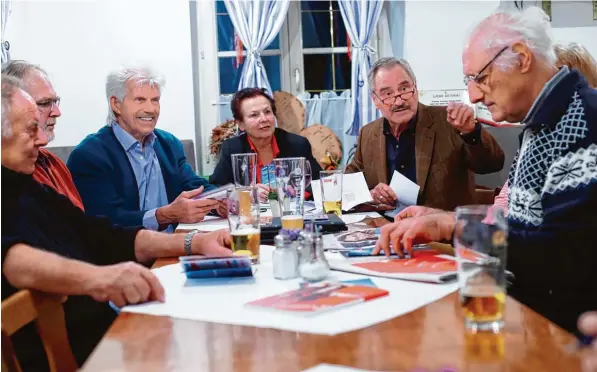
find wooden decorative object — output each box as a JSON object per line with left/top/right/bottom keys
{"left": 273, "top": 91, "right": 306, "bottom": 135}
{"left": 209, "top": 120, "right": 238, "bottom": 157}
{"left": 300, "top": 124, "right": 342, "bottom": 169}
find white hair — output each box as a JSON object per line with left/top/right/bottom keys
{"left": 105, "top": 67, "right": 165, "bottom": 125}
{"left": 1, "top": 74, "right": 26, "bottom": 138}
{"left": 467, "top": 6, "right": 556, "bottom": 70}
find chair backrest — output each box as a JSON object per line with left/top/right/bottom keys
{"left": 46, "top": 138, "right": 198, "bottom": 173}
{"left": 475, "top": 125, "right": 524, "bottom": 189}
{"left": 1, "top": 290, "right": 77, "bottom": 372}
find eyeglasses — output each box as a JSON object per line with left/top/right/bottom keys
{"left": 373, "top": 87, "right": 415, "bottom": 106}
{"left": 36, "top": 97, "right": 61, "bottom": 112}
{"left": 463, "top": 46, "right": 509, "bottom": 87}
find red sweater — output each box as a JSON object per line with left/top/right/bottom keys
{"left": 33, "top": 149, "right": 85, "bottom": 211}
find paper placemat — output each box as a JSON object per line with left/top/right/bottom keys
{"left": 122, "top": 246, "right": 457, "bottom": 335}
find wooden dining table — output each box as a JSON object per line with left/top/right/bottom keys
{"left": 81, "top": 216, "right": 584, "bottom": 372}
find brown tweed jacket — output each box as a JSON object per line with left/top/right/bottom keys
{"left": 345, "top": 104, "right": 505, "bottom": 211}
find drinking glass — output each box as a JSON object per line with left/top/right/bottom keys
{"left": 274, "top": 157, "right": 308, "bottom": 230}
{"left": 319, "top": 170, "right": 343, "bottom": 216}
{"left": 454, "top": 205, "right": 508, "bottom": 332}
{"left": 231, "top": 153, "right": 257, "bottom": 187}
{"left": 226, "top": 186, "right": 261, "bottom": 264}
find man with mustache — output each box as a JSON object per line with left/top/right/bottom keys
{"left": 345, "top": 57, "right": 504, "bottom": 212}
{"left": 1, "top": 60, "right": 85, "bottom": 210}
{"left": 68, "top": 67, "right": 225, "bottom": 232}
{"left": 1, "top": 74, "right": 233, "bottom": 370}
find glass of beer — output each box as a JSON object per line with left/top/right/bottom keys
{"left": 454, "top": 205, "right": 508, "bottom": 332}
{"left": 231, "top": 153, "right": 257, "bottom": 187}
{"left": 226, "top": 186, "right": 261, "bottom": 264}
{"left": 320, "top": 170, "right": 343, "bottom": 217}
{"left": 274, "top": 157, "right": 308, "bottom": 230}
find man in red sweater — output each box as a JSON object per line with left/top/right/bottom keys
{"left": 1, "top": 60, "right": 85, "bottom": 211}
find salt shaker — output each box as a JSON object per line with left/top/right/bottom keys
{"left": 272, "top": 234, "right": 299, "bottom": 280}
{"left": 298, "top": 226, "right": 330, "bottom": 282}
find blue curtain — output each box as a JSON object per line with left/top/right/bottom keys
{"left": 337, "top": 0, "right": 383, "bottom": 136}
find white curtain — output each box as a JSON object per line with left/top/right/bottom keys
{"left": 224, "top": 0, "right": 289, "bottom": 94}
{"left": 338, "top": 0, "right": 384, "bottom": 136}
{"left": 297, "top": 91, "right": 356, "bottom": 166}
{"left": 1, "top": 0, "right": 11, "bottom": 64}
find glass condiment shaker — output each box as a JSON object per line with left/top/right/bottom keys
{"left": 272, "top": 234, "right": 299, "bottom": 280}
{"left": 298, "top": 226, "right": 330, "bottom": 282}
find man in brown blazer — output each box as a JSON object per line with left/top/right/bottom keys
{"left": 345, "top": 57, "right": 504, "bottom": 212}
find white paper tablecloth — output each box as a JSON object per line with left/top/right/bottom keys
{"left": 122, "top": 246, "right": 457, "bottom": 335}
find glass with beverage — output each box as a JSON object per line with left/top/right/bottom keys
{"left": 454, "top": 205, "right": 508, "bottom": 332}
{"left": 274, "top": 157, "right": 308, "bottom": 230}
{"left": 227, "top": 186, "right": 261, "bottom": 264}
{"left": 231, "top": 153, "right": 257, "bottom": 187}
{"left": 319, "top": 170, "right": 343, "bottom": 217}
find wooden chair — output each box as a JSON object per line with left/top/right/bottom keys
{"left": 1, "top": 290, "right": 77, "bottom": 372}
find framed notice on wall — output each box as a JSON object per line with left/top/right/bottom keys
{"left": 417, "top": 89, "right": 472, "bottom": 107}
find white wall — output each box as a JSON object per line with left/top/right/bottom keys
{"left": 403, "top": 1, "right": 597, "bottom": 91}
{"left": 4, "top": 0, "right": 196, "bottom": 148}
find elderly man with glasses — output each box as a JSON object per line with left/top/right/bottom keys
{"left": 345, "top": 57, "right": 504, "bottom": 212}
{"left": 1, "top": 60, "right": 85, "bottom": 210}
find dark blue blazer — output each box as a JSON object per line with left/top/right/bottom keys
{"left": 67, "top": 126, "right": 214, "bottom": 228}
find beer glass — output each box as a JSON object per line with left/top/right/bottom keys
{"left": 454, "top": 205, "right": 508, "bottom": 332}
{"left": 231, "top": 153, "right": 257, "bottom": 187}
{"left": 274, "top": 157, "right": 309, "bottom": 230}
{"left": 226, "top": 186, "right": 261, "bottom": 264}
{"left": 319, "top": 170, "right": 343, "bottom": 216}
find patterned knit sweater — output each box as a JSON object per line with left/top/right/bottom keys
{"left": 506, "top": 67, "right": 597, "bottom": 334}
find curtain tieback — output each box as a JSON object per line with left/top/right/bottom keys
{"left": 351, "top": 44, "right": 376, "bottom": 55}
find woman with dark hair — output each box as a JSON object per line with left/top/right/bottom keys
{"left": 209, "top": 88, "right": 321, "bottom": 201}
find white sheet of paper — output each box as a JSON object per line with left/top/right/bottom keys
{"left": 389, "top": 170, "right": 420, "bottom": 206}
{"left": 122, "top": 246, "right": 457, "bottom": 335}
{"left": 312, "top": 172, "right": 373, "bottom": 211}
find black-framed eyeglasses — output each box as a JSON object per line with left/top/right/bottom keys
{"left": 372, "top": 87, "right": 416, "bottom": 106}
{"left": 36, "top": 97, "right": 61, "bottom": 112}
{"left": 463, "top": 46, "right": 509, "bottom": 87}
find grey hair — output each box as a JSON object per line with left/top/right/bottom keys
{"left": 105, "top": 67, "right": 165, "bottom": 125}
{"left": 467, "top": 6, "right": 556, "bottom": 70}
{"left": 1, "top": 74, "right": 26, "bottom": 138}
{"left": 368, "top": 57, "right": 417, "bottom": 91}
{"left": 1, "top": 60, "right": 48, "bottom": 81}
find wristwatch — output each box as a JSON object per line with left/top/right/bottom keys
{"left": 184, "top": 230, "right": 200, "bottom": 256}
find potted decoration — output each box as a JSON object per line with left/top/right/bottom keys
{"left": 268, "top": 189, "right": 282, "bottom": 217}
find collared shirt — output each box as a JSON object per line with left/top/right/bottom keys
{"left": 112, "top": 123, "right": 170, "bottom": 231}
{"left": 383, "top": 116, "right": 417, "bottom": 185}
{"left": 247, "top": 135, "right": 281, "bottom": 186}
{"left": 521, "top": 66, "right": 570, "bottom": 127}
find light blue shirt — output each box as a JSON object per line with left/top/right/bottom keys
{"left": 112, "top": 123, "right": 172, "bottom": 232}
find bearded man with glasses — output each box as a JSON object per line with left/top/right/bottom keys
{"left": 2, "top": 60, "right": 85, "bottom": 210}
{"left": 345, "top": 57, "right": 505, "bottom": 212}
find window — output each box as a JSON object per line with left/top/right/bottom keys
{"left": 298, "top": 1, "right": 351, "bottom": 93}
